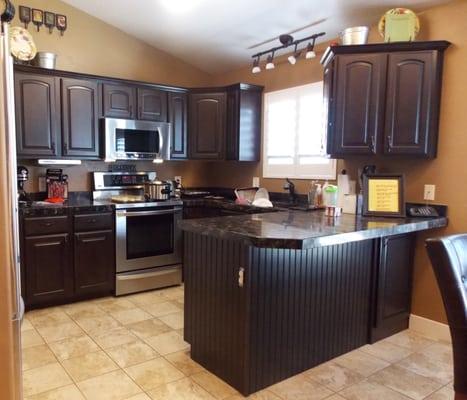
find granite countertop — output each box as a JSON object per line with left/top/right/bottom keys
{"left": 179, "top": 210, "right": 448, "bottom": 249}
{"left": 182, "top": 197, "right": 282, "bottom": 214}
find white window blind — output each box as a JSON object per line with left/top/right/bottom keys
{"left": 263, "top": 82, "right": 336, "bottom": 179}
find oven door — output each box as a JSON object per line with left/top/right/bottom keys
{"left": 116, "top": 207, "right": 182, "bottom": 273}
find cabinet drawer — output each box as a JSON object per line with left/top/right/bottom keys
{"left": 24, "top": 216, "right": 69, "bottom": 236}
{"left": 74, "top": 213, "right": 113, "bottom": 232}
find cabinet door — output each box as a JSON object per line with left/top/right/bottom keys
{"left": 24, "top": 234, "right": 72, "bottom": 307}
{"left": 189, "top": 92, "right": 226, "bottom": 159}
{"left": 330, "top": 54, "right": 387, "bottom": 156}
{"left": 102, "top": 83, "right": 136, "bottom": 119}
{"left": 384, "top": 51, "right": 438, "bottom": 157}
{"left": 15, "top": 73, "right": 59, "bottom": 157}
{"left": 168, "top": 92, "right": 188, "bottom": 159}
{"left": 137, "top": 88, "right": 168, "bottom": 121}
{"left": 371, "top": 234, "right": 415, "bottom": 342}
{"left": 61, "top": 78, "right": 100, "bottom": 158}
{"left": 74, "top": 230, "right": 114, "bottom": 297}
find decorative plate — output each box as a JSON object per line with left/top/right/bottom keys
{"left": 378, "top": 8, "right": 420, "bottom": 42}
{"left": 9, "top": 26, "right": 37, "bottom": 61}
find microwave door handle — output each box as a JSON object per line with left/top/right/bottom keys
{"left": 158, "top": 129, "right": 163, "bottom": 155}
{"left": 117, "top": 209, "right": 178, "bottom": 217}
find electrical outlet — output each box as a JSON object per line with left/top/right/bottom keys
{"left": 252, "top": 177, "right": 260, "bottom": 187}
{"left": 174, "top": 176, "right": 182, "bottom": 186}
{"left": 424, "top": 184, "right": 436, "bottom": 201}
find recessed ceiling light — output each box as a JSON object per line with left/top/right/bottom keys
{"left": 160, "top": 0, "right": 204, "bottom": 14}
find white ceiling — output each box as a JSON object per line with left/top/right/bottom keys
{"left": 62, "top": 0, "right": 451, "bottom": 74}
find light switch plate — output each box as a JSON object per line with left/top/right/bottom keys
{"left": 424, "top": 184, "right": 436, "bottom": 201}
{"left": 252, "top": 177, "right": 260, "bottom": 187}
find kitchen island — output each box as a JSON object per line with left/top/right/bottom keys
{"left": 180, "top": 211, "right": 447, "bottom": 395}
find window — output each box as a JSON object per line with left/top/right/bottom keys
{"left": 263, "top": 82, "right": 336, "bottom": 179}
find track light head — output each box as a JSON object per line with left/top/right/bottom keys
{"left": 266, "top": 53, "right": 275, "bottom": 70}
{"left": 306, "top": 42, "right": 316, "bottom": 59}
{"left": 252, "top": 57, "right": 261, "bottom": 73}
{"left": 288, "top": 44, "right": 301, "bottom": 65}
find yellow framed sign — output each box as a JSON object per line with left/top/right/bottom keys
{"left": 363, "top": 174, "right": 405, "bottom": 217}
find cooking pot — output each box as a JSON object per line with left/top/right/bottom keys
{"left": 144, "top": 180, "right": 171, "bottom": 201}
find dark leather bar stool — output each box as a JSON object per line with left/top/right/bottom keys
{"left": 426, "top": 235, "right": 467, "bottom": 400}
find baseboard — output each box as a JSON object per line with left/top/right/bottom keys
{"left": 409, "top": 314, "right": 452, "bottom": 342}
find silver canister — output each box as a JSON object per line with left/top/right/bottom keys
{"left": 339, "top": 26, "right": 369, "bottom": 45}
{"left": 34, "top": 52, "right": 57, "bottom": 69}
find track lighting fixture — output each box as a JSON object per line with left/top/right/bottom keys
{"left": 252, "top": 57, "right": 261, "bottom": 73}
{"left": 251, "top": 31, "right": 325, "bottom": 73}
{"left": 265, "top": 53, "right": 275, "bottom": 70}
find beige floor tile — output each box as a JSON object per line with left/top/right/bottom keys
{"left": 368, "top": 365, "right": 443, "bottom": 400}
{"left": 106, "top": 340, "right": 159, "bottom": 368}
{"left": 141, "top": 301, "right": 182, "bottom": 317}
{"left": 384, "top": 330, "right": 435, "bottom": 352}
{"left": 191, "top": 371, "right": 238, "bottom": 399}
{"left": 304, "top": 361, "right": 365, "bottom": 391}
{"left": 77, "top": 370, "right": 142, "bottom": 400}
{"left": 396, "top": 352, "right": 453, "bottom": 384}
{"left": 424, "top": 385, "right": 455, "bottom": 400}
{"left": 225, "top": 390, "right": 283, "bottom": 399}
{"left": 159, "top": 286, "right": 184, "bottom": 300}
{"left": 424, "top": 342, "right": 454, "bottom": 365}
{"left": 126, "top": 318, "right": 171, "bottom": 339}
{"left": 24, "top": 384, "right": 85, "bottom": 400}
{"left": 332, "top": 350, "right": 390, "bottom": 377}
{"left": 76, "top": 315, "right": 121, "bottom": 336}
{"left": 126, "top": 291, "right": 168, "bottom": 307}
{"left": 98, "top": 298, "right": 140, "bottom": 313}
{"left": 339, "top": 380, "right": 411, "bottom": 400}
{"left": 61, "top": 350, "right": 119, "bottom": 382}
{"left": 22, "top": 362, "right": 73, "bottom": 397}
{"left": 22, "top": 329, "right": 45, "bottom": 349}
{"left": 269, "top": 375, "right": 333, "bottom": 400}
{"left": 176, "top": 328, "right": 184, "bottom": 337}
{"left": 165, "top": 350, "right": 204, "bottom": 376}
{"left": 28, "top": 310, "right": 73, "bottom": 329}
{"left": 145, "top": 331, "right": 189, "bottom": 355}
{"left": 36, "top": 321, "right": 84, "bottom": 343}
{"left": 48, "top": 334, "right": 100, "bottom": 361}
{"left": 158, "top": 312, "right": 184, "bottom": 330}
{"left": 147, "top": 377, "right": 214, "bottom": 399}
{"left": 124, "top": 357, "right": 185, "bottom": 391}
{"left": 22, "top": 344, "right": 57, "bottom": 371}
{"left": 91, "top": 327, "right": 138, "bottom": 349}
{"left": 124, "top": 394, "right": 152, "bottom": 400}
{"left": 322, "top": 395, "right": 346, "bottom": 400}
{"left": 63, "top": 303, "right": 107, "bottom": 320}
{"left": 110, "top": 308, "right": 153, "bottom": 325}
{"left": 359, "top": 340, "right": 413, "bottom": 363}
{"left": 22, "top": 318, "right": 35, "bottom": 332}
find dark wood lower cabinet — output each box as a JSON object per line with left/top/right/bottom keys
{"left": 24, "top": 233, "right": 73, "bottom": 307}
{"left": 74, "top": 230, "right": 114, "bottom": 297}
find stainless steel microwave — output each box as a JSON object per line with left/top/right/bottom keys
{"left": 101, "top": 118, "right": 171, "bottom": 162}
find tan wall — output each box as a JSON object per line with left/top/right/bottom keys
{"left": 208, "top": 0, "right": 467, "bottom": 324}
{"left": 14, "top": 0, "right": 213, "bottom": 191}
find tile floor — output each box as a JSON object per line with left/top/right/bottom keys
{"left": 21, "top": 286, "right": 455, "bottom": 400}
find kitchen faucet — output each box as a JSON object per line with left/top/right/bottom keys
{"left": 283, "top": 178, "right": 298, "bottom": 204}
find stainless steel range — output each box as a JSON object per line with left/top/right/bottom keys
{"left": 93, "top": 172, "right": 182, "bottom": 296}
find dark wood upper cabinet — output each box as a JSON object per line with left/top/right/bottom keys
{"left": 168, "top": 92, "right": 188, "bottom": 159}
{"left": 137, "top": 87, "right": 168, "bottom": 121}
{"left": 384, "top": 51, "right": 439, "bottom": 157}
{"left": 322, "top": 41, "right": 450, "bottom": 158}
{"left": 189, "top": 92, "right": 226, "bottom": 160}
{"left": 15, "top": 73, "right": 59, "bottom": 157}
{"left": 226, "top": 84, "right": 263, "bottom": 161}
{"left": 102, "top": 83, "right": 136, "bottom": 119}
{"left": 61, "top": 78, "right": 100, "bottom": 158}
{"left": 371, "top": 234, "right": 415, "bottom": 342}
{"left": 330, "top": 53, "right": 386, "bottom": 156}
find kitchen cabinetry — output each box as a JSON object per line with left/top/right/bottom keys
{"left": 189, "top": 91, "right": 226, "bottom": 159}
{"left": 169, "top": 92, "right": 188, "bottom": 159}
{"left": 137, "top": 87, "right": 168, "bottom": 122}
{"left": 15, "top": 73, "right": 59, "bottom": 157}
{"left": 21, "top": 209, "right": 115, "bottom": 309}
{"left": 61, "top": 78, "right": 100, "bottom": 158}
{"left": 102, "top": 83, "right": 136, "bottom": 119}
{"left": 371, "top": 233, "right": 415, "bottom": 342}
{"left": 322, "top": 41, "right": 450, "bottom": 158}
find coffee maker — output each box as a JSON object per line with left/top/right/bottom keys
{"left": 17, "top": 165, "right": 29, "bottom": 203}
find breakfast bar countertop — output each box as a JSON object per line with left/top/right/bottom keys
{"left": 179, "top": 210, "right": 448, "bottom": 249}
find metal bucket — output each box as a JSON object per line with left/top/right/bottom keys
{"left": 34, "top": 52, "right": 57, "bottom": 69}
{"left": 339, "top": 26, "right": 369, "bottom": 45}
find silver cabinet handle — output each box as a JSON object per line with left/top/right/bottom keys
{"left": 117, "top": 209, "right": 179, "bottom": 218}
{"left": 238, "top": 267, "right": 245, "bottom": 288}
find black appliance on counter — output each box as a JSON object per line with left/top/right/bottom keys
{"left": 17, "top": 165, "right": 29, "bottom": 203}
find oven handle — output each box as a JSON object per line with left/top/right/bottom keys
{"left": 116, "top": 209, "right": 180, "bottom": 217}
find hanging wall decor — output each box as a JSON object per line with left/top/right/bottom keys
{"left": 18, "top": 5, "right": 30, "bottom": 28}
{"left": 56, "top": 14, "right": 67, "bottom": 36}
{"left": 31, "top": 8, "right": 43, "bottom": 31}
{"left": 44, "top": 11, "right": 55, "bottom": 33}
